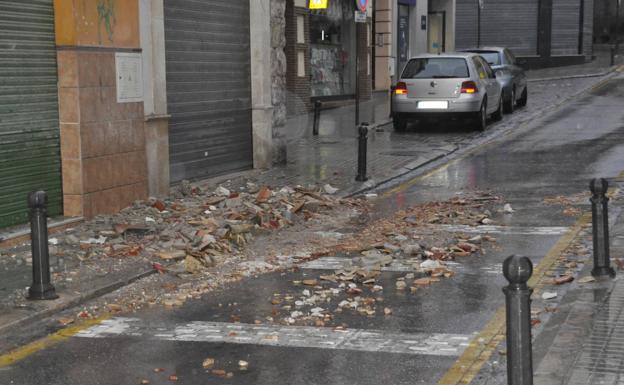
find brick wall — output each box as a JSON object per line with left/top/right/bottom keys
{"left": 55, "top": 0, "right": 147, "bottom": 219}
{"left": 58, "top": 49, "right": 148, "bottom": 218}
{"left": 285, "top": 0, "right": 311, "bottom": 116}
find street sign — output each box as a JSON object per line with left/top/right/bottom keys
{"left": 356, "top": 0, "right": 368, "bottom": 13}
{"left": 309, "top": 0, "right": 328, "bottom": 9}
{"left": 354, "top": 10, "right": 367, "bottom": 23}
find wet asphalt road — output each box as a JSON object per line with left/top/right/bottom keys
{"left": 2, "top": 75, "right": 624, "bottom": 385}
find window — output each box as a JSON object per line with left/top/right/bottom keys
{"left": 472, "top": 57, "right": 487, "bottom": 79}
{"left": 475, "top": 51, "right": 501, "bottom": 66}
{"left": 478, "top": 57, "right": 495, "bottom": 78}
{"left": 401, "top": 58, "right": 469, "bottom": 79}
{"left": 504, "top": 49, "right": 516, "bottom": 65}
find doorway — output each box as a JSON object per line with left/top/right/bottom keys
{"left": 428, "top": 11, "right": 446, "bottom": 53}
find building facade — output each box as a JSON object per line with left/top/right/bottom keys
{"left": 454, "top": 0, "right": 594, "bottom": 68}
{"left": 0, "top": 0, "right": 375, "bottom": 228}
{"left": 284, "top": 0, "right": 373, "bottom": 115}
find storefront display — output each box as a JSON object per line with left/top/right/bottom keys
{"left": 310, "top": 0, "right": 356, "bottom": 98}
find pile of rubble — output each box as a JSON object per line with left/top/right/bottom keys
{"left": 0, "top": 181, "right": 367, "bottom": 312}
{"left": 265, "top": 192, "right": 501, "bottom": 326}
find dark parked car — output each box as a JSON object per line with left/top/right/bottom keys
{"left": 460, "top": 47, "right": 528, "bottom": 113}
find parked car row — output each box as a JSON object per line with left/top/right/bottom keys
{"left": 392, "top": 47, "right": 528, "bottom": 132}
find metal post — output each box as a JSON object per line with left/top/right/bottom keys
{"left": 477, "top": 1, "right": 482, "bottom": 47}
{"left": 27, "top": 191, "right": 58, "bottom": 300}
{"left": 389, "top": 86, "right": 395, "bottom": 118}
{"left": 503, "top": 255, "right": 534, "bottom": 385}
{"left": 313, "top": 100, "right": 322, "bottom": 136}
{"left": 611, "top": 45, "right": 616, "bottom": 67}
{"left": 355, "top": 123, "right": 369, "bottom": 182}
{"left": 355, "top": 24, "right": 361, "bottom": 127}
{"left": 616, "top": 0, "right": 621, "bottom": 55}
{"left": 590, "top": 178, "right": 616, "bottom": 278}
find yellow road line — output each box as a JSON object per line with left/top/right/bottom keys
{"left": 437, "top": 186, "right": 622, "bottom": 385}
{"left": 0, "top": 315, "right": 110, "bottom": 368}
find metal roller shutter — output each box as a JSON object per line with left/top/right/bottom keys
{"left": 455, "top": 0, "right": 479, "bottom": 50}
{"left": 552, "top": 0, "right": 581, "bottom": 56}
{"left": 164, "top": 0, "right": 253, "bottom": 183}
{"left": 480, "top": 0, "right": 539, "bottom": 56}
{"left": 0, "top": 0, "right": 62, "bottom": 228}
{"left": 583, "top": 0, "right": 593, "bottom": 58}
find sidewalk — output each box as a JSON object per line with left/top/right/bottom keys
{"left": 527, "top": 45, "right": 623, "bottom": 81}
{"left": 218, "top": 71, "right": 618, "bottom": 198}
{"left": 533, "top": 180, "right": 624, "bottom": 385}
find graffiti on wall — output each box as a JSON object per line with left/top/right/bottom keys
{"left": 97, "top": 0, "right": 116, "bottom": 43}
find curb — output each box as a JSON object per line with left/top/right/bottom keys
{"left": 0, "top": 217, "right": 84, "bottom": 250}
{"left": 344, "top": 147, "right": 459, "bottom": 199}
{"left": 354, "top": 69, "right": 619, "bottom": 198}
{"left": 527, "top": 66, "right": 617, "bottom": 83}
{"left": 0, "top": 267, "right": 157, "bottom": 338}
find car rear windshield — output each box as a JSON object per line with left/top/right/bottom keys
{"left": 474, "top": 51, "right": 501, "bottom": 66}
{"left": 401, "top": 58, "right": 469, "bottom": 79}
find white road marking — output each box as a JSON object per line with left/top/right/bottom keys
{"left": 434, "top": 224, "right": 570, "bottom": 236}
{"left": 76, "top": 317, "right": 473, "bottom": 357}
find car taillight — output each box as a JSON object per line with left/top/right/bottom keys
{"left": 461, "top": 81, "right": 478, "bottom": 94}
{"left": 395, "top": 82, "right": 408, "bottom": 95}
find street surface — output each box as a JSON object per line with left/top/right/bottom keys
{"left": 1, "top": 74, "right": 624, "bottom": 385}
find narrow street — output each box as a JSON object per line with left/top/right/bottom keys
{"left": 1, "top": 70, "right": 622, "bottom": 385}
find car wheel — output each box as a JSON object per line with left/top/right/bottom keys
{"left": 517, "top": 87, "right": 528, "bottom": 107}
{"left": 393, "top": 116, "right": 407, "bottom": 132}
{"left": 503, "top": 88, "right": 515, "bottom": 114}
{"left": 493, "top": 95, "right": 504, "bottom": 121}
{"left": 474, "top": 100, "right": 487, "bottom": 131}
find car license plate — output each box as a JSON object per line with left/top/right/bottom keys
{"left": 417, "top": 101, "right": 448, "bottom": 109}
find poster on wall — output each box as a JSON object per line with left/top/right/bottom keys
{"left": 356, "top": 0, "right": 368, "bottom": 12}
{"left": 398, "top": 15, "right": 409, "bottom": 62}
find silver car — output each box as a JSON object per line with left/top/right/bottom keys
{"left": 392, "top": 53, "right": 503, "bottom": 132}
{"left": 460, "top": 47, "right": 528, "bottom": 114}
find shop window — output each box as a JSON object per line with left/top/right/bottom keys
{"left": 309, "top": 0, "right": 356, "bottom": 97}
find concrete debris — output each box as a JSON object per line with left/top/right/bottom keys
{"left": 542, "top": 292, "right": 558, "bottom": 300}
{"left": 215, "top": 186, "right": 231, "bottom": 197}
{"left": 578, "top": 276, "right": 596, "bottom": 284}
{"left": 324, "top": 184, "right": 339, "bottom": 195}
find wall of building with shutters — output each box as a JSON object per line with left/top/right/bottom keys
{"left": 551, "top": 0, "right": 581, "bottom": 56}
{"left": 479, "top": 0, "right": 539, "bottom": 56}
{"left": 582, "top": 0, "right": 594, "bottom": 58}
{"left": 0, "top": 0, "right": 62, "bottom": 228}
{"left": 164, "top": 0, "right": 253, "bottom": 183}
{"left": 454, "top": 0, "right": 479, "bottom": 51}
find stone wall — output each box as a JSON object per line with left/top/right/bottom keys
{"left": 271, "top": 0, "right": 288, "bottom": 165}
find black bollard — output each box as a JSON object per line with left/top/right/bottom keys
{"left": 27, "top": 191, "right": 58, "bottom": 300}
{"left": 590, "top": 178, "right": 616, "bottom": 278}
{"left": 355, "top": 123, "right": 369, "bottom": 182}
{"left": 611, "top": 45, "right": 616, "bottom": 67}
{"left": 503, "top": 255, "right": 534, "bottom": 385}
{"left": 389, "top": 86, "right": 395, "bottom": 118}
{"left": 313, "top": 100, "right": 322, "bottom": 136}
